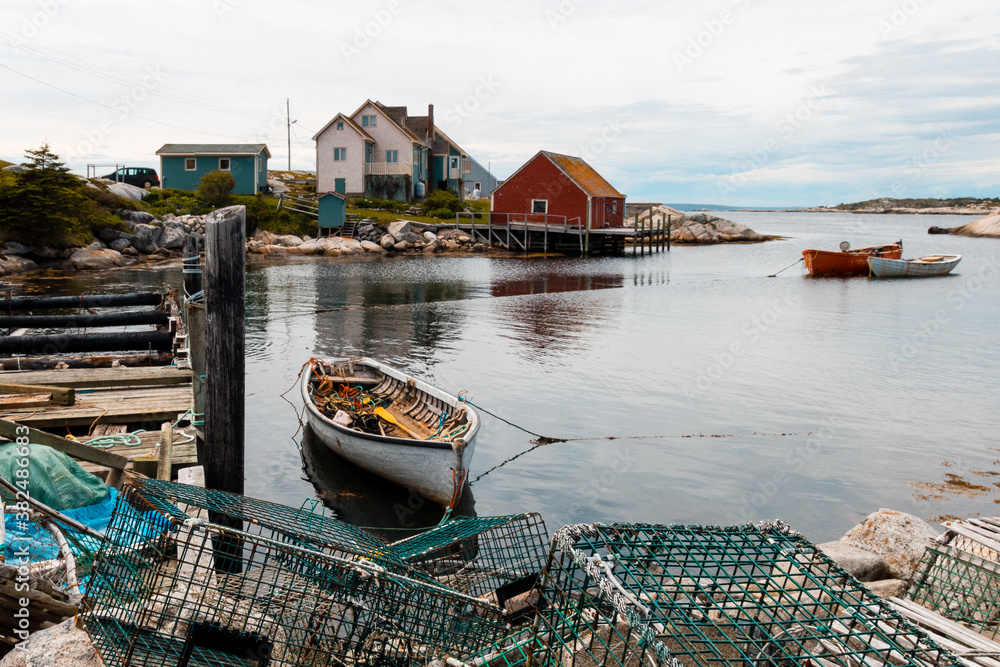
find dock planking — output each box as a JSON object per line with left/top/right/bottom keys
{"left": 0, "top": 365, "right": 192, "bottom": 389}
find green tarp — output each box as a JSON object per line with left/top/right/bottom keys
{"left": 0, "top": 442, "right": 108, "bottom": 510}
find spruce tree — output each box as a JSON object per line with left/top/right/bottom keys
{"left": 0, "top": 143, "right": 89, "bottom": 245}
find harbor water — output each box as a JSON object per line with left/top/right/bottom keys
{"left": 9, "top": 211, "right": 999, "bottom": 541}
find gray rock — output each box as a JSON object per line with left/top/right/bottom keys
{"left": 423, "top": 230, "right": 438, "bottom": 241}
{"left": 30, "top": 246, "right": 61, "bottom": 259}
{"left": 96, "top": 227, "right": 133, "bottom": 243}
{"left": 864, "top": 579, "right": 909, "bottom": 599}
{"left": 816, "top": 542, "right": 891, "bottom": 582}
{"left": 86, "top": 241, "right": 105, "bottom": 250}
{"left": 423, "top": 239, "right": 440, "bottom": 253}
{"left": 130, "top": 223, "right": 163, "bottom": 253}
{"left": 380, "top": 234, "right": 395, "bottom": 250}
{"left": 108, "top": 182, "right": 147, "bottom": 201}
{"left": 398, "top": 232, "right": 422, "bottom": 244}
{"left": 108, "top": 238, "right": 132, "bottom": 252}
{"left": 273, "top": 234, "right": 304, "bottom": 247}
{"left": 158, "top": 226, "right": 185, "bottom": 250}
{"left": 393, "top": 241, "right": 410, "bottom": 251}
{"left": 472, "top": 243, "right": 489, "bottom": 252}
{"left": 69, "top": 248, "right": 126, "bottom": 270}
{"left": 0, "top": 618, "right": 101, "bottom": 667}
{"left": 2, "top": 164, "right": 26, "bottom": 173}
{"left": 0, "top": 255, "right": 39, "bottom": 277}
{"left": 1, "top": 241, "right": 31, "bottom": 255}
{"left": 387, "top": 220, "right": 411, "bottom": 240}
{"left": 358, "top": 223, "right": 376, "bottom": 236}
{"left": 840, "top": 509, "right": 940, "bottom": 580}
{"left": 360, "top": 240, "right": 386, "bottom": 253}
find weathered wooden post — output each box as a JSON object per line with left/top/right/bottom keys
{"left": 667, "top": 215, "right": 672, "bottom": 251}
{"left": 202, "top": 205, "right": 246, "bottom": 573}
{"left": 183, "top": 234, "right": 206, "bottom": 462}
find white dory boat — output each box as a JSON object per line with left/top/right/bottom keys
{"left": 300, "top": 357, "right": 479, "bottom": 509}
{"left": 868, "top": 254, "right": 962, "bottom": 278}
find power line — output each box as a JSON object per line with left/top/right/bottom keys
{"left": 0, "top": 61, "right": 251, "bottom": 140}
{"left": 4, "top": 41, "right": 281, "bottom": 123}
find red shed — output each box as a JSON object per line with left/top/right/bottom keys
{"left": 491, "top": 151, "right": 626, "bottom": 229}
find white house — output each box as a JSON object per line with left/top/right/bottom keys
{"left": 313, "top": 100, "right": 472, "bottom": 201}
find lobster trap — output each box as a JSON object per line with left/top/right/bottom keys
{"left": 474, "top": 522, "right": 962, "bottom": 667}
{"left": 905, "top": 517, "right": 1000, "bottom": 641}
{"left": 387, "top": 514, "right": 550, "bottom": 614}
{"left": 81, "top": 479, "right": 509, "bottom": 667}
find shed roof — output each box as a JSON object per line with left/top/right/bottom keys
{"left": 156, "top": 143, "right": 271, "bottom": 158}
{"left": 541, "top": 151, "right": 623, "bottom": 198}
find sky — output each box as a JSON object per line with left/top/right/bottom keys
{"left": 2, "top": 0, "right": 998, "bottom": 207}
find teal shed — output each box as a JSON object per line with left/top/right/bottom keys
{"left": 318, "top": 191, "right": 347, "bottom": 231}
{"left": 155, "top": 143, "right": 271, "bottom": 195}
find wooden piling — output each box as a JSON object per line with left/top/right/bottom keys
{"left": 202, "top": 205, "right": 246, "bottom": 574}
{"left": 202, "top": 205, "right": 245, "bottom": 497}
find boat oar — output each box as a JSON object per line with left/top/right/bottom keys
{"left": 373, "top": 406, "right": 421, "bottom": 439}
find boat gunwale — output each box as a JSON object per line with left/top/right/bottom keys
{"left": 300, "top": 357, "right": 477, "bottom": 451}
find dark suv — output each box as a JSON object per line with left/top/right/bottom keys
{"left": 101, "top": 167, "right": 160, "bottom": 188}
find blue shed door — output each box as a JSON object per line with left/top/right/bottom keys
{"left": 335, "top": 178, "right": 346, "bottom": 195}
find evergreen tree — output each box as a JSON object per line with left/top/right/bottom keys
{"left": 0, "top": 143, "right": 90, "bottom": 244}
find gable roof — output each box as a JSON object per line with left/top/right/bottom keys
{"left": 156, "top": 143, "right": 271, "bottom": 158}
{"left": 353, "top": 99, "right": 427, "bottom": 145}
{"left": 541, "top": 151, "right": 624, "bottom": 198}
{"left": 431, "top": 126, "right": 466, "bottom": 157}
{"left": 498, "top": 151, "right": 624, "bottom": 199}
{"left": 311, "top": 113, "right": 374, "bottom": 142}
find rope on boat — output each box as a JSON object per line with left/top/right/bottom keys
{"left": 767, "top": 257, "right": 803, "bottom": 277}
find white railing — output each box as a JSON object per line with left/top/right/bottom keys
{"left": 364, "top": 161, "right": 412, "bottom": 176}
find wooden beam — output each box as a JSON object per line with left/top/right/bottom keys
{"left": 0, "top": 382, "right": 74, "bottom": 406}
{"left": 0, "top": 366, "right": 191, "bottom": 389}
{"left": 0, "top": 418, "right": 127, "bottom": 472}
{"left": 0, "top": 393, "right": 52, "bottom": 408}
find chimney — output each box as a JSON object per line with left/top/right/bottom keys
{"left": 427, "top": 104, "right": 434, "bottom": 141}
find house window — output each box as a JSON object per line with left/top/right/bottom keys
{"left": 219, "top": 158, "right": 231, "bottom": 171}
{"left": 361, "top": 115, "right": 376, "bottom": 127}
{"left": 333, "top": 147, "right": 347, "bottom": 161}
{"left": 474, "top": 182, "right": 482, "bottom": 191}
{"left": 449, "top": 156, "right": 459, "bottom": 170}
{"left": 532, "top": 199, "right": 548, "bottom": 214}
{"left": 185, "top": 158, "right": 196, "bottom": 171}
{"left": 464, "top": 159, "right": 471, "bottom": 174}
{"left": 336, "top": 121, "right": 344, "bottom": 130}
{"left": 386, "top": 150, "right": 398, "bottom": 163}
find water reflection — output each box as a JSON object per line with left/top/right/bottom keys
{"left": 299, "top": 425, "right": 476, "bottom": 542}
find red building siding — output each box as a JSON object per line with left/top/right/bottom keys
{"left": 492, "top": 152, "right": 625, "bottom": 228}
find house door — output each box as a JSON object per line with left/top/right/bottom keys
{"left": 334, "top": 178, "right": 346, "bottom": 195}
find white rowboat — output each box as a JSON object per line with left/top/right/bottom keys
{"left": 868, "top": 254, "right": 962, "bottom": 278}
{"left": 300, "top": 357, "right": 479, "bottom": 509}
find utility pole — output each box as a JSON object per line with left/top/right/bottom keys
{"left": 286, "top": 98, "right": 291, "bottom": 171}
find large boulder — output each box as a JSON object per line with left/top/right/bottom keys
{"left": 68, "top": 248, "right": 127, "bottom": 270}
{"left": 930, "top": 211, "right": 1000, "bottom": 238}
{"left": 107, "top": 182, "right": 147, "bottom": 201}
{"left": 158, "top": 226, "right": 186, "bottom": 250}
{"left": 130, "top": 223, "right": 163, "bottom": 253}
{"left": 0, "top": 254, "right": 39, "bottom": 277}
{"left": 2, "top": 164, "right": 27, "bottom": 173}
{"left": 380, "top": 234, "right": 395, "bottom": 250}
{"left": 816, "top": 542, "right": 891, "bottom": 582}
{"left": 839, "top": 509, "right": 940, "bottom": 580}
{"left": 0, "top": 618, "right": 101, "bottom": 667}
{"left": 96, "top": 227, "right": 134, "bottom": 243}
{"left": 108, "top": 238, "right": 132, "bottom": 252}
{"left": 2, "top": 241, "right": 31, "bottom": 255}
{"left": 361, "top": 240, "right": 387, "bottom": 253}
{"left": 272, "top": 234, "right": 304, "bottom": 247}
{"left": 387, "top": 220, "right": 411, "bottom": 241}
{"left": 119, "top": 209, "right": 157, "bottom": 227}
{"left": 634, "top": 205, "right": 766, "bottom": 243}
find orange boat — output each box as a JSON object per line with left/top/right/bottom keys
{"left": 802, "top": 241, "right": 903, "bottom": 276}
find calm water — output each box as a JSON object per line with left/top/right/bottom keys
{"left": 9, "top": 212, "right": 999, "bottom": 542}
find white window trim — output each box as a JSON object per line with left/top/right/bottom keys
{"left": 219, "top": 158, "right": 231, "bottom": 171}
{"left": 531, "top": 199, "right": 548, "bottom": 214}
{"left": 334, "top": 147, "right": 347, "bottom": 161}
{"left": 386, "top": 150, "right": 398, "bottom": 163}
{"left": 184, "top": 158, "right": 196, "bottom": 171}
{"left": 362, "top": 115, "right": 376, "bottom": 127}
{"left": 336, "top": 121, "right": 344, "bottom": 130}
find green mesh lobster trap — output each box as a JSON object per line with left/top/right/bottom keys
{"left": 467, "top": 522, "right": 962, "bottom": 667}
{"left": 81, "top": 479, "right": 509, "bottom": 667}
{"left": 905, "top": 517, "right": 1000, "bottom": 641}
{"left": 387, "top": 513, "right": 549, "bottom": 607}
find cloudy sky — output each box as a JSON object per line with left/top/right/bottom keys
{"left": 2, "top": 0, "right": 998, "bottom": 206}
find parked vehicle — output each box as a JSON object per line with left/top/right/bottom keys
{"left": 868, "top": 254, "right": 962, "bottom": 277}
{"left": 100, "top": 167, "right": 160, "bottom": 188}
{"left": 802, "top": 241, "right": 903, "bottom": 276}
{"left": 301, "top": 357, "right": 479, "bottom": 509}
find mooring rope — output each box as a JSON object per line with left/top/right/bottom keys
{"left": 767, "top": 257, "right": 803, "bottom": 277}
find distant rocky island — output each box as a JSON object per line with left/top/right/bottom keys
{"left": 810, "top": 197, "right": 999, "bottom": 215}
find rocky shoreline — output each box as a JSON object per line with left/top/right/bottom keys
{"left": 928, "top": 210, "right": 1000, "bottom": 238}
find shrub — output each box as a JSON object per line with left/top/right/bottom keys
{"left": 197, "top": 170, "right": 236, "bottom": 206}
{"left": 429, "top": 207, "right": 456, "bottom": 220}
{"left": 421, "top": 188, "right": 461, "bottom": 215}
